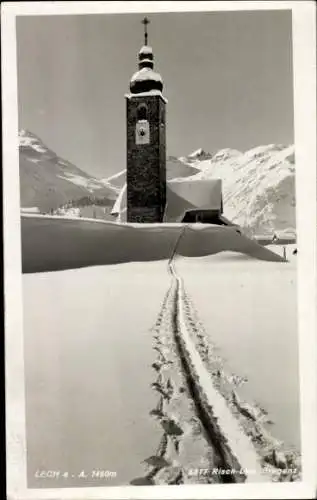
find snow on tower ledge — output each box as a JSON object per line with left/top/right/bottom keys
{"left": 125, "top": 89, "right": 168, "bottom": 103}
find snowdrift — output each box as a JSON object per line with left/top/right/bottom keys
{"left": 21, "top": 215, "right": 285, "bottom": 273}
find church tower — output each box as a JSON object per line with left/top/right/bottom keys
{"left": 125, "top": 18, "right": 167, "bottom": 223}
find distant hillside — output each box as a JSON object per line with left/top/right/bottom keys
{"left": 53, "top": 194, "right": 115, "bottom": 221}
{"left": 19, "top": 130, "right": 118, "bottom": 213}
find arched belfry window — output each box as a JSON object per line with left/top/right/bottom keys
{"left": 137, "top": 104, "right": 148, "bottom": 121}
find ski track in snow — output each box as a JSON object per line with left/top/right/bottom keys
{"left": 141, "top": 229, "right": 301, "bottom": 485}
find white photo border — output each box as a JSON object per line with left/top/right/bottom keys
{"left": 2, "top": 1, "right": 316, "bottom": 499}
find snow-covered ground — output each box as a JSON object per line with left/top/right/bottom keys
{"left": 23, "top": 261, "right": 169, "bottom": 488}
{"left": 20, "top": 207, "right": 40, "bottom": 214}
{"left": 174, "top": 245, "right": 300, "bottom": 450}
{"left": 23, "top": 254, "right": 300, "bottom": 488}
{"left": 20, "top": 215, "right": 300, "bottom": 485}
{"left": 54, "top": 206, "right": 82, "bottom": 218}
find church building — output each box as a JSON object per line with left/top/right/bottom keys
{"left": 125, "top": 17, "right": 166, "bottom": 223}
{"left": 113, "top": 18, "right": 237, "bottom": 229}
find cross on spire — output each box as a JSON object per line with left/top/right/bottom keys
{"left": 142, "top": 17, "right": 150, "bottom": 45}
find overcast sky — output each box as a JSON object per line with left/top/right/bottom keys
{"left": 16, "top": 9, "right": 294, "bottom": 178}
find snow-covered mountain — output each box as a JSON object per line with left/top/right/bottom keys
{"left": 181, "top": 148, "right": 213, "bottom": 163}
{"left": 177, "top": 144, "right": 296, "bottom": 236}
{"left": 19, "top": 130, "right": 119, "bottom": 213}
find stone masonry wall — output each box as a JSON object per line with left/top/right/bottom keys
{"left": 126, "top": 94, "right": 166, "bottom": 223}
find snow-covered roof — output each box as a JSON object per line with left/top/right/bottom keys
{"left": 168, "top": 178, "right": 222, "bottom": 210}
{"left": 139, "top": 45, "right": 153, "bottom": 55}
{"left": 129, "top": 39, "right": 163, "bottom": 94}
{"left": 111, "top": 183, "right": 127, "bottom": 216}
{"left": 130, "top": 67, "right": 162, "bottom": 83}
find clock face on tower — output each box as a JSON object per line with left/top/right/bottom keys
{"left": 138, "top": 127, "right": 146, "bottom": 136}
{"left": 135, "top": 119, "right": 150, "bottom": 145}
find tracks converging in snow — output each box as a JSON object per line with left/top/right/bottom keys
{"left": 136, "top": 227, "right": 301, "bottom": 485}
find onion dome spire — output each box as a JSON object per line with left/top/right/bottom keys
{"left": 129, "top": 17, "right": 163, "bottom": 94}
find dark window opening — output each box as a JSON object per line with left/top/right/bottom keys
{"left": 182, "top": 210, "right": 222, "bottom": 224}
{"left": 137, "top": 104, "right": 148, "bottom": 121}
